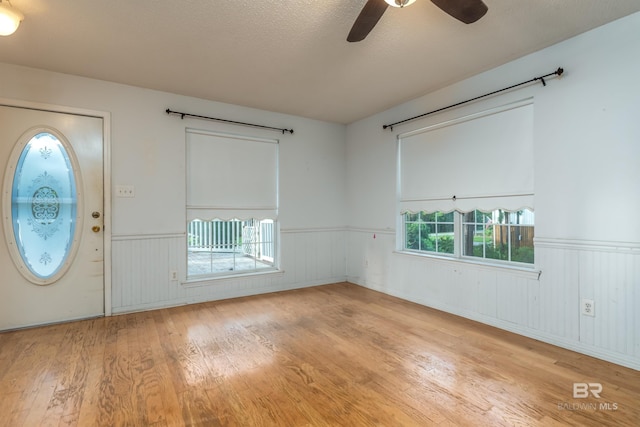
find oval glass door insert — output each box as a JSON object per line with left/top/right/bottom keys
{"left": 8, "top": 131, "right": 78, "bottom": 283}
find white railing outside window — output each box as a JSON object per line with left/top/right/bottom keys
{"left": 189, "top": 219, "right": 243, "bottom": 252}
{"left": 187, "top": 219, "right": 275, "bottom": 277}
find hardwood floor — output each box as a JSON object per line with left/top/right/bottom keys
{"left": 0, "top": 282, "right": 638, "bottom": 426}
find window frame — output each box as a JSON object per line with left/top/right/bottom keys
{"left": 400, "top": 209, "right": 536, "bottom": 270}
{"left": 395, "top": 99, "right": 537, "bottom": 273}
{"left": 404, "top": 211, "right": 456, "bottom": 255}
{"left": 184, "top": 128, "right": 281, "bottom": 283}
{"left": 460, "top": 209, "right": 535, "bottom": 265}
{"left": 186, "top": 218, "right": 279, "bottom": 281}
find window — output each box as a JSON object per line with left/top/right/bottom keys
{"left": 402, "top": 209, "right": 535, "bottom": 265}
{"left": 4, "top": 131, "right": 80, "bottom": 283}
{"left": 404, "top": 212, "right": 454, "bottom": 254}
{"left": 186, "top": 129, "right": 279, "bottom": 279}
{"left": 397, "top": 100, "right": 536, "bottom": 267}
{"left": 187, "top": 218, "right": 275, "bottom": 276}
{"left": 462, "top": 209, "right": 534, "bottom": 264}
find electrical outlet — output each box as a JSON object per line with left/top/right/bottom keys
{"left": 170, "top": 271, "right": 178, "bottom": 281}
{"left": 115, "top": 185, "right": 135, "bottom": 198}
{"left": 581, "top": 299, "right": 595, "bottom": 317}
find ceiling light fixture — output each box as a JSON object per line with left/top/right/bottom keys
{"left": 385, "top": 0, "right": 417, "bottom": 7}
{"left": 0, "top": 0, "right": 24, "bottom": 36}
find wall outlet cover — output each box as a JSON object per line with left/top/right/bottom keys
{"left": 581, "top": 299, "right": 595, "bottom": 317}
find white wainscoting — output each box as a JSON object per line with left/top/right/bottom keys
{"left": 347, "top": 229, "right": 640, "bottom": 370}
{"left": 112, "top": 227, "right": 346, "bottom": 314}
{"left": 536, "top": 238, "right": 640, "bottom": 364}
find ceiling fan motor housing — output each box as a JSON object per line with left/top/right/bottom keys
{"left": 387, "top": 0, "right": 417, "bottom": 7}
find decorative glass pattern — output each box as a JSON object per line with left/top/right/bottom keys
{"left": 11, "top": 133, "right": 77, "bottom": 279}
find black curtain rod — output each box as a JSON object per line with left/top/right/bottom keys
{"left": 166, "top": 109, "right": 294, "bottom": 134}
{"left": 383, "top": 67, "right": 564, "bottom": 131}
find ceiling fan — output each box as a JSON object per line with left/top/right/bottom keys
{"left": 347, "top": 0, "right": 488, "bottom": 42}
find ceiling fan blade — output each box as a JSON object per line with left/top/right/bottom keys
{"left": 430, "top": 0, "right": 488, "bottom": 24}
{"left": 347, "top": 0, "right": 389, "bottom": 42}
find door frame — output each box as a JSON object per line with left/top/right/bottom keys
{"left": 0, "top": 97, "right": 112, "bottom": 316}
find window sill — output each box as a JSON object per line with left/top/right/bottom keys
{"left": 182, "top": 268, "right": 285, "bottom": 288}
{"left": 394, "top": 250, "right": 541, "bottom": 280}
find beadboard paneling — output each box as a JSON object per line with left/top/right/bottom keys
{"left": 112, "top": 228, "right": 346, "bottom": 313}
{"left": 537, "top": 239, "right": 640, "bottom": 360}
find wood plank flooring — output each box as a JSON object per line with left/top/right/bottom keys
{"left": 0, "top": 282, "right": 638, "bottom": 426}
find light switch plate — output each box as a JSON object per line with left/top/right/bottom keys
{"left": 115, "top": 185, "right": 135, "bottom": 198}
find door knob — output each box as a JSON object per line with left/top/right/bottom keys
{"left": 92, "top": 225, "right": 101, "bottom": 233}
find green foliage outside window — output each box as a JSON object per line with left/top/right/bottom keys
{"left": 405, "top": 212, "right": 454, "bottom": 255}
{"left": 470, "top": 242, "right": 534, "bottom": 263}
{"left": 404, "top": 209, "right": 534, "bottom": 264}
{"left": 463, "top": 209, "right": 534, "bottom": 264}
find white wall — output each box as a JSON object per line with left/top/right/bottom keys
{"left": 0, "top": 63, "right": 348, "bottom": 312}
{"left": 346, "top": 12, "right": 640, "bottom": 370}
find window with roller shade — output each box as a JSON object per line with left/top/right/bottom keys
{"left": 398, "top": 100, "right": 535, "bottom": 266}
{"left": 186, "top": 129, "right": 278, "bottom": 277}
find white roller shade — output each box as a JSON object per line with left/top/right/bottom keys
{"left": 187, "top": 129, "right": 278, "bottom": 221}
{"left": 399, "top": 100, "right": 534, "bottom": 213}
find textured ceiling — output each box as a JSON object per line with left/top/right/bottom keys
{"left": 2, "top": 0, "right": 639, "bottom": 124}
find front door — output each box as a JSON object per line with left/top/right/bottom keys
{"left": 0, "top": 105, "right": 104, "bottom": 330}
